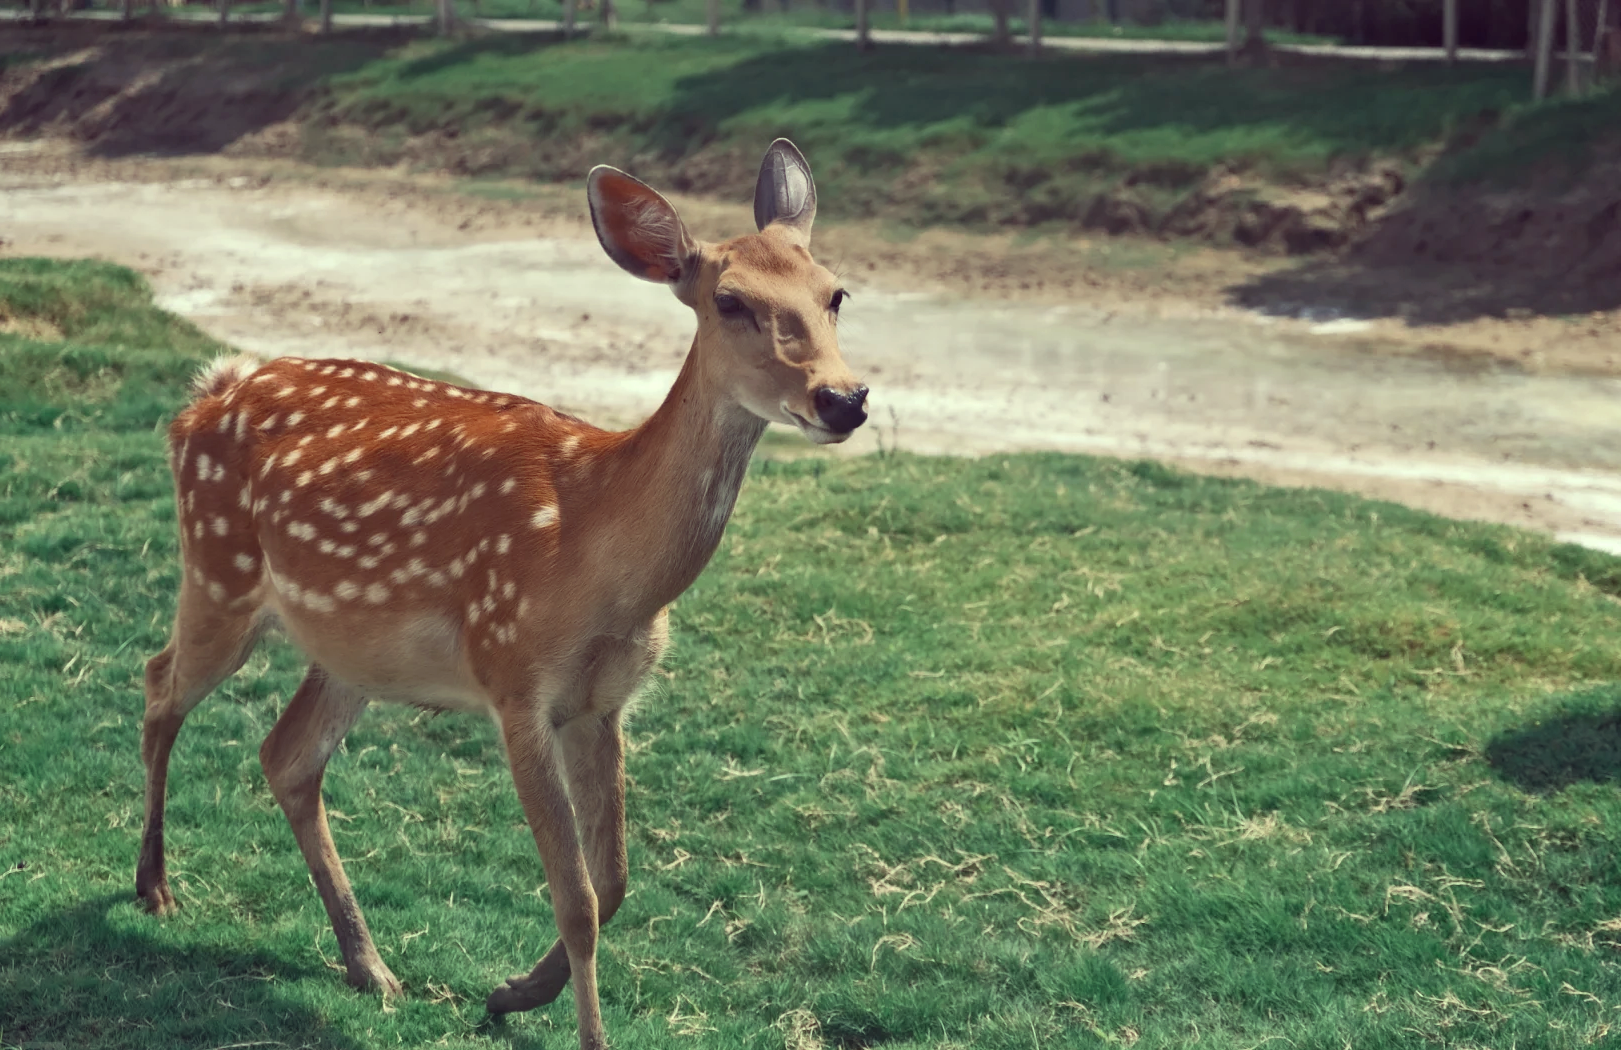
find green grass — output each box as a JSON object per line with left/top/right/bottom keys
{"left": 302, "top": 30, "right": 1619, "bottom": 227}
{"left": 8, "top": 257, "right": 1621, "bottom": 1048}
{"left": 229, "top": 0, "right": 1340, "bottom": 44}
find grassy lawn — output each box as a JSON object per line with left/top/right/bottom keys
{"left": 7, "top": 257, "right": 1621, "bottom": 1049}
{"left": 225, "top": 0, "right": 1339, "bottom": 43}
{"left": 300, "top": 30, "right": 1621, "bottom": 226}
{"left": 5, "top": 21, "right": 1615, "bottom": 231}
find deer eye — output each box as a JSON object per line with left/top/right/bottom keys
{"left": 715, "top": 293, "right": 748, "bottom": 318}
{"left": 830, "top": 289, "right": 847, "bottom": 313}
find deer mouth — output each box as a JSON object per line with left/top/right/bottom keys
{"left": 787, "top": 409, "right": 854, "bottom": 445}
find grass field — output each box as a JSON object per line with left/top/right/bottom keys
{"left": 3, "top": 21, "right": 1615, "bottom": 236}
{"left": 302, "top": 30, "right": 1620, "bottom": 225}
{"left": 7, "top": 257, "right": 1621, "bottom": 1049}
{"left": 224, "top": 0, "right": 1339, "bottom": 43}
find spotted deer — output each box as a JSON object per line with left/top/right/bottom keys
{"left": 136, "top": 140, "right": 867, "bottom": 1049}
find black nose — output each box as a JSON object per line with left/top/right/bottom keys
{"left": 813, "top": 385, "right": 869, "bottom": 433}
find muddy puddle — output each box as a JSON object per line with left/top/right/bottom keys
{"left": 4, "top": 167, "right": 1620, "bottom": 554}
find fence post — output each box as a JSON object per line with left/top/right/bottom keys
{"left": 1533, "top": 0, "right": 1557, "bottom": 98}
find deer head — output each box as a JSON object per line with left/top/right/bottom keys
{"left": 586, "top": 138, "right": 869, "bottom": 444}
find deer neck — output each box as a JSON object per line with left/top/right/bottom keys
{"left": 579, "top": 342, "right": 765, "bottom": 617}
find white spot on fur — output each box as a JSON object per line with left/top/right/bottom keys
{"left": 365, "top": 583, "right": 390, "bottom": 604}
{"left": 531, "top": 505, "right": 559, "bottom": 530}
{"left": 335, "top": 580, "right": 360, "bottom": 601}
{"left": 234, "top": 553, "right": 257, "bottom": 573}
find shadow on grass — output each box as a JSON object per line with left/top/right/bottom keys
{"left": 0, "top": 893, "right": 361, "bottom": 1050}
{"left": 1486, "top": 687, "right": 1621, "bottom": 793}
{"left": 0, "top": 20, "right": 416, "bottom": 157}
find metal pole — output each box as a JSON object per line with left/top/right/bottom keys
{"left": 1567, "top": 0, "right": 1582, "bottom": 94}
{"left": 1534, "top": 0, "right": 1557, "bottom": 98}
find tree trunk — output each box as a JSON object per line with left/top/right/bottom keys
{"left": 1027, "top": 0, "right": 1041, "bottom": 56}
{"left": 435, "top": 0, "right": 454, "bottom": 35}
{"left": 855, "top": 0, "right": 870, "bottom": 49}
{"left": 1567, "top": 0, "right": 1582, "bottom": 94}
{"left": 1225, "top": 0, "right": 1241, "bottom": 65}
{"left": 989, "top": 0, "right": 1011, "bottom": 45}
{"left": 1243, "top": 0, "right": 1268, "bottom": 58}
{"left": 1444, "top": 0, "right": 1457, "bottom": 64}
{"left": 320, "top": 0, "right": 332, "bottom": 33}
{"left": 120, "top": 0, "right": 132, "bottom": 22}
{"left": 1595, "top": 0, "right": 1613, "bottom": 76}
{"left": 706, "top": 0, "right": 718, "bottom": 35}
{"left": 562, "top": 0, "right": 577, "bottom": 37}
{"left": 1534, "top": 0, "right": 1558, "bottom": 97}
{"left": 283, "top": 0, "right": 299, "bottom": 26}
{"left": 600, "top": 0, "right": 616, "bottom": 31}
{"left": 219, "top": 0, "right": 230, "bottom": 27}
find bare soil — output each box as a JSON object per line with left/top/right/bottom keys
{"left": 5, "top": 143, "right": 1621, "bottom": 557}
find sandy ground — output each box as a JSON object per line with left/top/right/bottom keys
{"left": 5, "top": 144, "right": 1621, "bottom": 555}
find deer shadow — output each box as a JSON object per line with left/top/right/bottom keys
{"left": 0, "top": 893, "right": 365, "bottom": 1049}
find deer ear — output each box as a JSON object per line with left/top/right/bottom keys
{"left": 752, "top": 138, "right": 816, "bottom": 242}
{"left": 587, "top": 166, "right": 699, "bottom": 287}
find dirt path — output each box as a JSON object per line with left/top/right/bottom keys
{"left": 5, "top": 145, "right": 1621, "bottom": 555}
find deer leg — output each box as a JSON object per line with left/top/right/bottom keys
{"left": 486, "top": 718, "right": 606, "bottom": 1048}
{"left": 138, "top": 595, "right": 265, "bottom": 916}
{"left": 260, "top": 666, "right": 400, "bottom": 997}
{"left": 487, "top": 711, "right": 627, "bottom": 1013}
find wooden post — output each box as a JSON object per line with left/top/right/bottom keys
{"left": 1567, "top": 0, "right": 1582, "bottom": 94}
{"left": 1534, "top": 0, "right": 1557, "bottom": 98}
{"left": 1244, "top": 0, "right": 1267, "bottom": 56}
{"left": 1027, "top": 0, "right": 1041, "bottom": 56}
{"left": 1596, "top": 0, "right": 1613, "bottom": 78}
{"left": 1443, "top": 0, "right": 1458, "bottom": 64}
{"left": 897, "top": 0, "right": 908, "bottom": 29}
{"left": 706, "top": 0, "right": 718, "bottom": 35}
{"left": 1225, "top": 0, "right": 1241, "bottom": 65}
{"left": 855, "top": 0, "right": 870, "bottom": 51}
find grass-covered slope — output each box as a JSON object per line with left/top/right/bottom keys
{"left": 5, "top": 258, "right": 1621, "bottom": 1049}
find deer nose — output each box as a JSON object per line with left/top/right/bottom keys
{"left": 813, "top": 385, "right": 869, "bottom": 433}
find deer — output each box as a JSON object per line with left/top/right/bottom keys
{"left": 135, "top": 139, "right": 867, "bottom": 1049}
